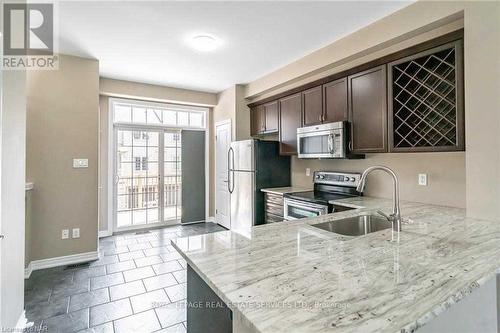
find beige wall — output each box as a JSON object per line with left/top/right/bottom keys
{"left": 100, "top": 77, "right": 217, "bottom": 107}
{"left": 1, "top": 69, "right": 27, "bottom": 328}
{"left": 292, "top": 153, "right": 465, "bottom": 208}
{"left": 27, "top": 54, "right": 100, "bottom": 261}
{"left": 98, "top": 96, "right": 109, "bottom": 233}
{"left": 242, "top": 1, "right": 500, "bottom": 221}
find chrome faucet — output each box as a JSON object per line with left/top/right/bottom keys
{"left": 356, "top": 166, "right": 402, "bottom": 232}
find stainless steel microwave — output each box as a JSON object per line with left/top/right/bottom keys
{"left": 297, "top": 121, "right": 347, "bottom": 159}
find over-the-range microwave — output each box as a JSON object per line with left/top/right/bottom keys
{"left": 297, "top": 121, "right": 363, "bottom": 159}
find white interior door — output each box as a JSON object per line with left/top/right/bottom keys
{"left": 215, "top": 121, "right": 231, "bottom": 229}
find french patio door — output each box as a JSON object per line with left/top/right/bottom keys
{"left": 114, "top": 127, "right": 181, "bottom": 230}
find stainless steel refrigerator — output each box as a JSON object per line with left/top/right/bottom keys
{"left": 228, "top": 139, "right": 290, "bottom": 230}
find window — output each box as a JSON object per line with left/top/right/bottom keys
{"left": 135, "top": 157, "right": 148, "bottom": 171}
{"left": 112, "top": 99, "right": 207, "bottom": 128}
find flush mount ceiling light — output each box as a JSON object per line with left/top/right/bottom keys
{"left": 189, "top": 34, "right": 220, "bottom": 52}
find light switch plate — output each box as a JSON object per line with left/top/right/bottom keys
{"left": 72, "top": 228, "right": 80, "bottom": 239}
{"left": 418, "top": 173, "right": 428, "bottom": 186}
{"left": 62, "top": 229, "right": 69, "bottom": 239}
{"left": 73, "top": 159, "right": 88, "bottom": 168}
{"left": 306, "top": 168, "right": 311, "bottom": 177}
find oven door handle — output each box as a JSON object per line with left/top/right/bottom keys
{"left": 284, "top": 198, "right": 329, "bottom": 219}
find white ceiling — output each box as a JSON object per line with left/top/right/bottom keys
{"left": 59, "top": 1, "right": 412, "bottom": 93}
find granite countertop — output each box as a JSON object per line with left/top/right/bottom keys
{"left": 260, "top": 186, "right": 312, "bottom": 195}
{"left": 171, "top": 197, "right": 500, "bottom": 333}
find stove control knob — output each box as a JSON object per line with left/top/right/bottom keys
{"left": 319, "top": 175, "right": 325, "bottom": 179}
{"left": 350, "top": 178, "right": 356, "bottom": 182}
{"left": 344, "top": 176, "right": 350, "bottom": 182}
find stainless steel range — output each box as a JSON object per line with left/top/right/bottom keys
{"left": 283, "top": 171, "right": 361, "bottom": 220}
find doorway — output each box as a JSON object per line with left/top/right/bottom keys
{"left": 215, "top": 120, "right": 232, "bottom": 229}
{"left": 114, "top": 127, "right": 182, "bottom": 231}
{"left": 108, "top": 98, "right": 208, "bottom": 233}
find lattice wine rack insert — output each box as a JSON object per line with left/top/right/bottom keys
{"left": 391, "top": 44, "right": 459, "bottom": 149}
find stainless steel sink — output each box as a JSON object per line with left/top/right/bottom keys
{"left": 312, "top": 214, "right": 392, "bottom": 236}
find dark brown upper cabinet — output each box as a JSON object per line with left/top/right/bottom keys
{"left": 264, "top": 101, "right": 279, "bottom": 133}
{"left": 250, "top": 101, "right": 278, "bottom": 136}
{"left": 323, "top": 77, "right": 348, "bottom": 123}
{"left": 302, "top": 86, "right": 323, "bottom": 126}
{"left": 279, "top": 93, "right": 302, "bottom": 155}
{"left": 388, "top": 40, "right": 464, "bottom": 152}
{"left": 250, "top": 105, "right": 265, "bottom": 136}
{"left": 348, "top": 65, "right": 388, "bottom": 153}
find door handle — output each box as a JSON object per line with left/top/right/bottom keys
{"left": 227, "top": 147, "right": 235, "bottom": 193}
{"left": 114, "top": 175, "right": 120, "bottom": 184}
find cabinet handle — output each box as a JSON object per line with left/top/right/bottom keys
{"left": 318, "top": 115, "right": 322, "bottom": 122}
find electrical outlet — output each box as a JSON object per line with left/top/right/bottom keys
{"left": 72, "top": 228, "right": 80, "bottom": 239}
{"left": 73, "top": 159, "right": 88, "bottom": 168}
{"left": 418, "top": 173, "right": 428, "bottom": 186}
{"left": 306, "top": 168, "right": 311, "bottom": 176}
{"left": 62, "top": 229, "right": 69, "bottom": 239}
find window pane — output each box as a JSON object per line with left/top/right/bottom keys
{"left": 147, "top": 108, "right": 162, "bottom": 124}
{"left": 132, "top": 107, "right": 147, "bottom": 123}
{"left": 114, "top": 104, "right": 131, "bottom": 122}
{"left": 189, "top": 112, "right": 204, "bottom": 127}
{"left": 162, "top": 110, "right": 176, "bottom": 125}
{"left": 177, "top": 112, "right": 188, "bottom": 126}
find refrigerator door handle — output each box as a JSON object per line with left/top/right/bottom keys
{"left": 228, "top": 147, "right": 235, "bottom": 193}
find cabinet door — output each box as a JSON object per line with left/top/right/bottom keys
{"left": 250, "top": 105, "right": 265, "bottom": 136}
{"left": 264, "top": 101, "right": 279, "bottom": 133}
{"left": 302, "top": 86, "right": 323, "bottom": 126}
{"left": 323, "top": 77, "right": 348, "bottom": 123}
{"left": 388, "top": 41, "right": 464, "bottom": 152}
{"left": 279, "top": 93, "right": 302, "bottom": 155}
{"left": 348, "top": 65, "right": 387, "bottom": 153}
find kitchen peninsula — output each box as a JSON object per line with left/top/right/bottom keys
{"left": 172, "top": 197, "right": 500, "bottom": 332}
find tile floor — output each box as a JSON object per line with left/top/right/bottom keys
{"left": 24, "top": 222, "right": 226, "bottom": 333}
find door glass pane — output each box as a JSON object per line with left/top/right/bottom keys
{"left": 164, "top": 132, "right": 181, "bottom": 221}
{"left": 116, "top": 129, "right": 160, "bottom": 229}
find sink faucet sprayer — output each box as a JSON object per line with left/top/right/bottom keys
{"left": 356, "top": 166, "right": 402, "bottom": 232}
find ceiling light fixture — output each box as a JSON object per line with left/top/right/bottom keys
{"left": 190, "top": 34, "right": 220, "bottom": 52}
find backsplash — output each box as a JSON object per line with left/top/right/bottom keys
{"left": 291, "top": 152, "right": 466, "bottom": 208}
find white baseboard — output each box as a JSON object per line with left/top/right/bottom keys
{"left": 24, "top": 263, "right": 33, "bottom": 279}
{"left": 99, "top": 230, "right": 113, "bottom": 238}
{"left": 16, "top": 310, "right": 27, "bottom": 330}
{"left": 206, "top": 216, "right": 215, "bottom": 223}
{"left": 24, "top": 251, "right": 99, "bottom": 279}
